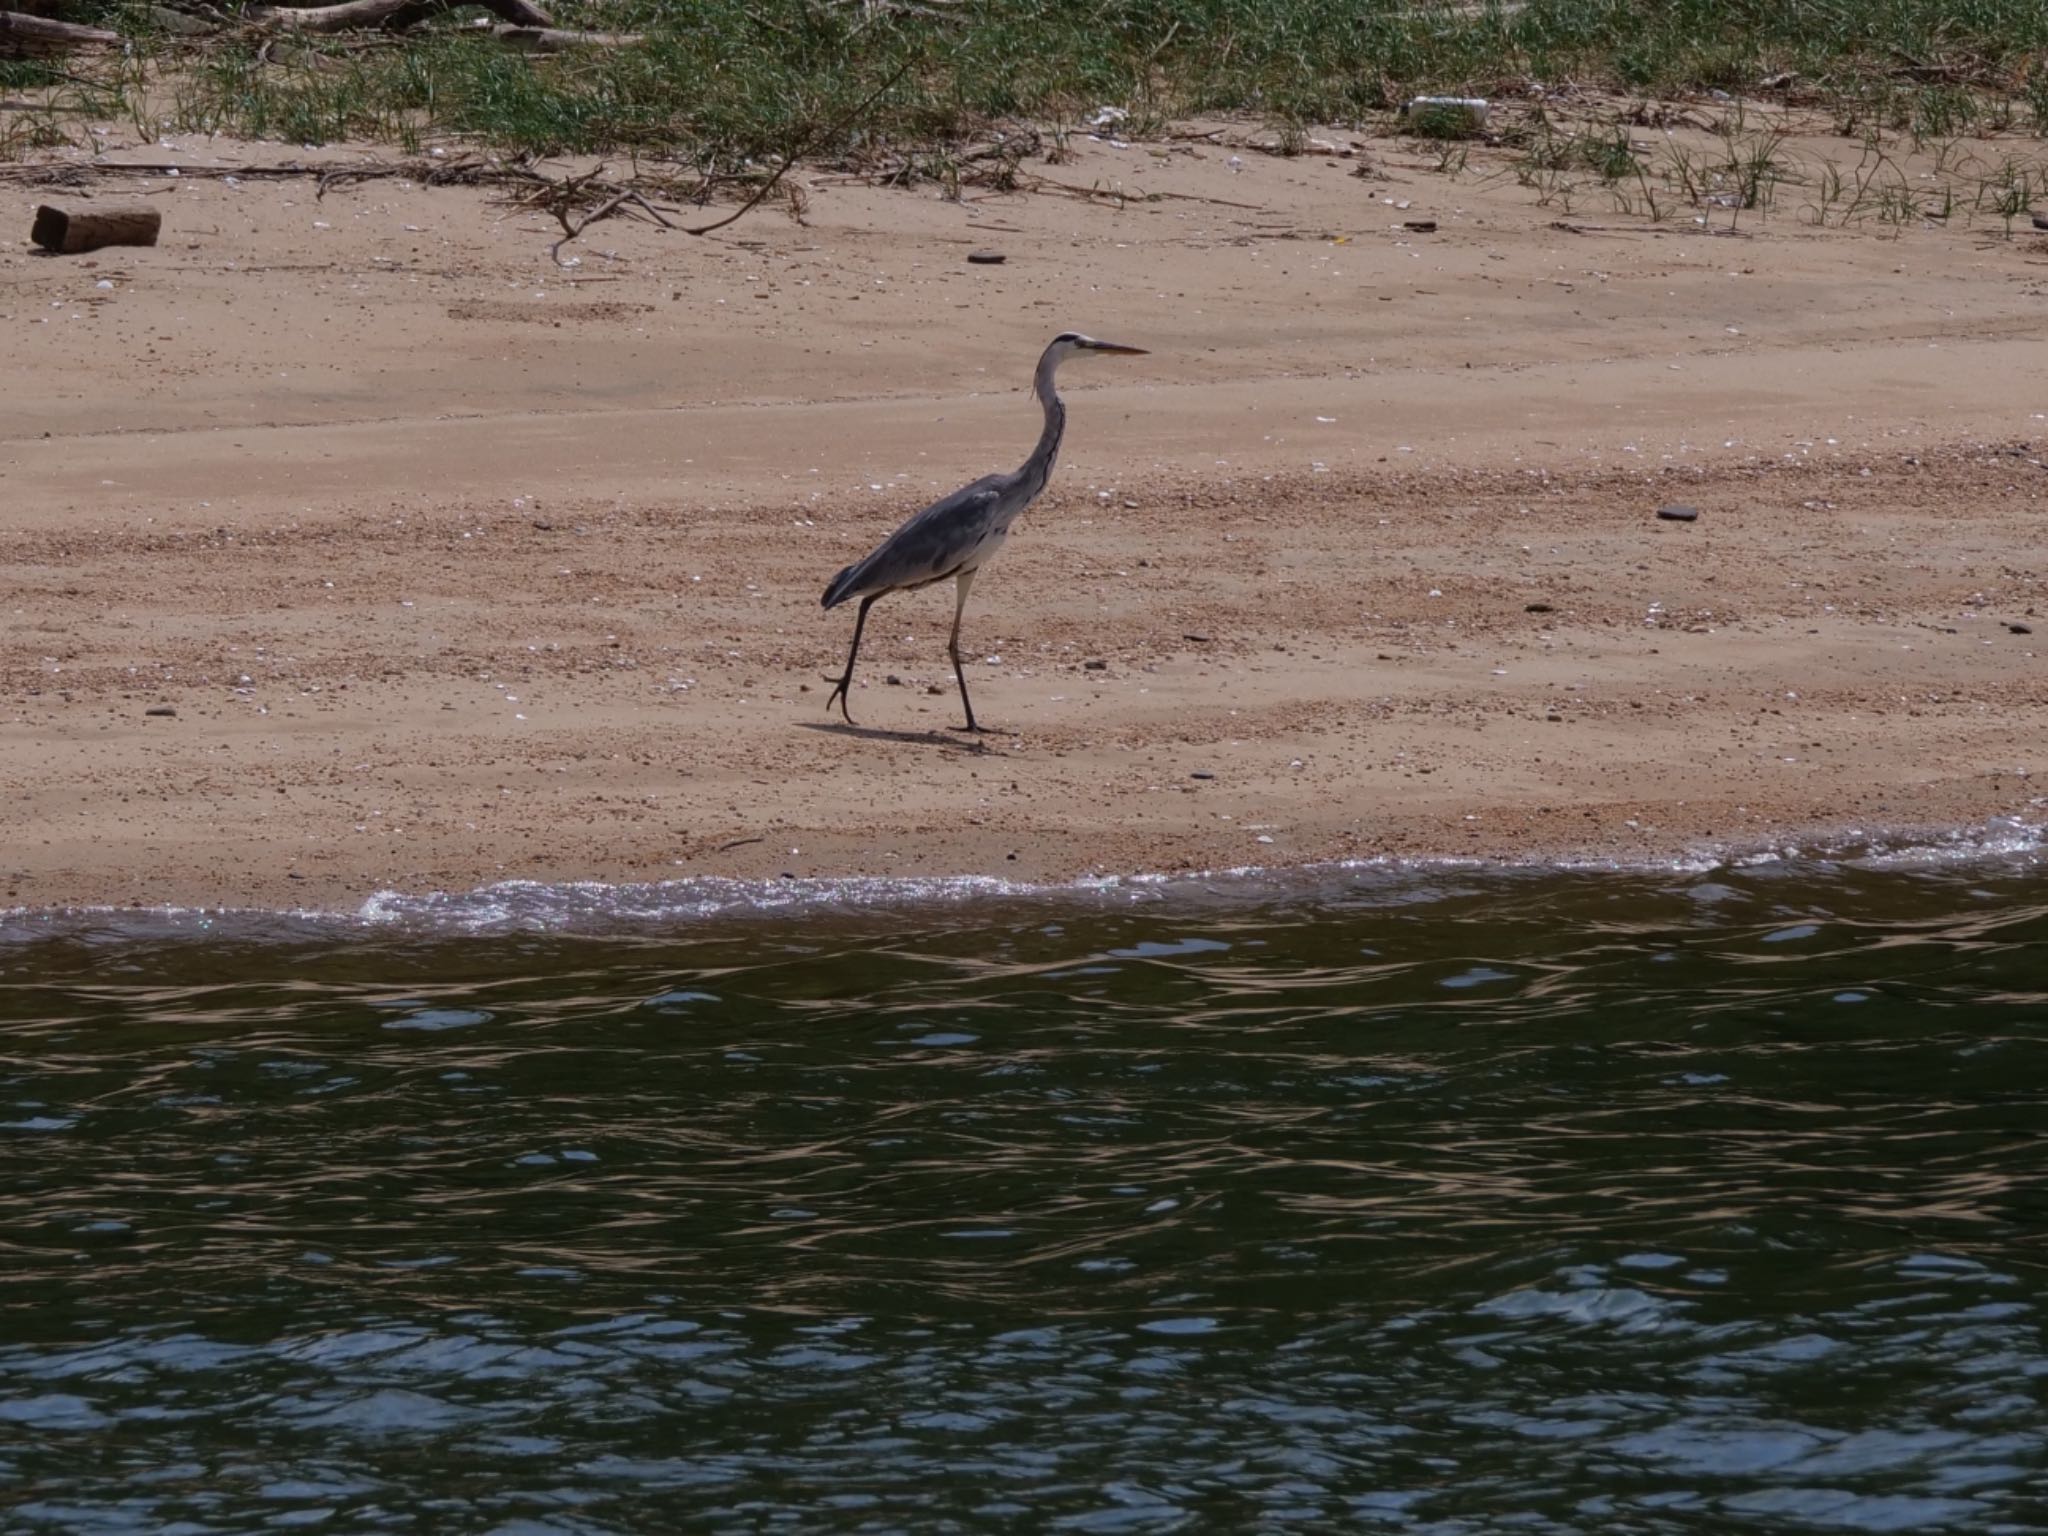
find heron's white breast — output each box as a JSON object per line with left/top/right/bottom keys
{"left": 956, "top": 523, "right": 1009, "bottom": 573}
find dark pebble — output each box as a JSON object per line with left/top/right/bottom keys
{"left": 885, "top": 674, "right": 904, "bottom": 686}
{"left": 1525, "top": 601, "right": 1555, "bottom": 613}
{"left": 1183, "top": 632, "right": 1213, "bottom": 643}
{"left": 1403, "top": 219, "right": 1437, "bottom": 233}
{"left": 1084, "top": 659, "right": 1109, "bottom": 671}
{"left": 967, "top": 250, "right": 1007, "bottom": 264}
{"left": 2034, "top": 212, "right": 2048, "bottom": 231}
{"left": 145, "top": 705, "right": 176, "bottom": 717}
{"left": 1190, "top": 770, "right": 1215, "bottom": 780}
{"left": 2010, "top": 622, "right": 2034, "bottom": 635}
{"left": 1656, "top": 504, "right": 1700, "bottom": 522}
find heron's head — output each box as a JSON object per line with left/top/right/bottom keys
{"left": 1052, "top": 331, "right": 1149, "bottom": 358}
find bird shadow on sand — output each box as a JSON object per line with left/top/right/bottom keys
{"left": 797, "top": 720, "right": 1000, "bottom": 751}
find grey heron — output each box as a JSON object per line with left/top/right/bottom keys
{"left": 821, "top": 331, "right": 1148, "bottom": 732}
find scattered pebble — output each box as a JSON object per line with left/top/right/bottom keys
{"left": 1525, "top": 602, "right": 1555, "bottom": 614}
{"left": 1656, "top": 504, "right": 1700, "bottom": 522}
{"left": 1183, "top": 632, "right": 1213, "bottom": 643}
{"left": 2010, "top": 622, "right": 2034, "bottom": 635}
{"left": 1402, "top": 219, "right": 1438, "bottom": 233}
{"left": 967, "top": 250, "right": 1007, "bottom": 265}
{"left": 885, "top": 674, "right": 904, "bottom": 686}
{"left": 2034, "top": 212, "right": 2048, "bottom": 231}
{"left": 1190, "top": 770, "right": 1215, "bottom": 780}
{"left": 1083, "top": 659, "right": 1109, "bottom": 671}
{"left": 145, "top": 705, "right": 176, "bottom": 717}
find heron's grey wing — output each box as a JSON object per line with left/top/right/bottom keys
{"left": 822, "top": 475, "right": 1009, "bottom": 608}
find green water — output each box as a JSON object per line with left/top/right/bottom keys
{"left": 1, "top": 857, "right": 2044, "bottom": 1532}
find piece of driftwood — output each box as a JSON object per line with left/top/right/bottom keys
{"left": 0, "top": 11, "right": 122, "bottom": 50}
{"left": 489, "top": 24, "right": 644, "bottom": 51}
{"left": 246, "top": 0, "right": 553, "bottom": 31}
{"left": 142, "top": 6, "right": 221, "bottom": 37}
{"left": 31, "top": 203, "right": 162, "bottom": 254}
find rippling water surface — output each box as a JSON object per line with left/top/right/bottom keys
{"left": 2, "top": 855, "right": 2045, "bottom": 1532}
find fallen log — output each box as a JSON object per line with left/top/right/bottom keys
{"left": 246, "top": 0, "right": 553, "bottom": 32}
{"left": 142, "top": 5, "right": 221, "bottom": 37}
{"left": 31, "top": 203, "right": 162, "bottom": 254}
{"left": 0, "top": 11, "right": 123, "bottom": 50}
{"left": 488, "top": 24, "right": 644, "bottom": 51}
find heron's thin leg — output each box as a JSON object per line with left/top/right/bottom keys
{"left": 946, "top": 569, "right": 985, "bottom": 733}
{"left": 825, "top": 594, "right": 877, "bottom": 724}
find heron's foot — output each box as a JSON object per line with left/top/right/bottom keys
{"left": 948, "top": 721, "right": 989, "bottom": 734}
{"left": 824, "top": 676, "right": 855, "bottom": 724}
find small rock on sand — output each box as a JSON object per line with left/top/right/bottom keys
{"left": 967, "top": 250, "right": 1007, "bottom": 265}
{"left": 1656, "top": 505, "right": 1700, "bottom": 522}
{"left": 145, "top": 705, "right": 176, "bottom": 717}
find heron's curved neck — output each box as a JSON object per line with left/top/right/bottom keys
{"left": 1018, "top": 344, "right": 1068, "bottom": 497}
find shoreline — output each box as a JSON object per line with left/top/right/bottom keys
{"left": 3, "top": 817, "right": 2039, "bottom": 938}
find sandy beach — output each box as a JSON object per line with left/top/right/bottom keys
{"left": 2, "top": 117, "right": 2044, "bottom": 910}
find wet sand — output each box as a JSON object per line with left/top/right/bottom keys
{"left": 2, "top": 116, "right": 2044, "bottom": 909}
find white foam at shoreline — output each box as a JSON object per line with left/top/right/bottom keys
{"left": 0, "top": 820, "right": 2039, "bottom": 941}
{"left": 351, "top": 818, "right": 2045, "bottom": 932}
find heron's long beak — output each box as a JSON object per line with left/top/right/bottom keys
{"left": 1086, "top": 342, "right": 1149, "bottom": 355}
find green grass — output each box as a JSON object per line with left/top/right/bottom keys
{"left": 10, "top": 1, "right": 2048, "bottom": 162}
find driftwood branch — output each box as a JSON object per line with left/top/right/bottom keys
{"left": 489, "top": 24, "right": 643, "bottom": 51}
{"left": 3, "top": 0, "right": 644, "bottom": 61}
{"left": 0, "top": 153, "right": 541, "bottom": 192}
{"left": 246, "top": 0, "right": 553, "bottom": 32}
{"left": 549, "top": 185, "right": 678, "bottom": 264}
{"left": 0, "top": 11, "right": 123, "bottom": 50}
